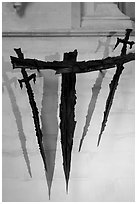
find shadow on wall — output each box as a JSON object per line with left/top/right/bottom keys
{"left": 13, "top": 2, "right": 32, "bottom": 17}
{"left": 3, "top": 52, "right": 60, "bottom": 199}
{"left": 2, "top": 57, "right": 32, "bottom": 177}
{"left": 79, "top": 32, "right": 116, "bottom": 151}
{"left": 39, "top": 52, "right": 60, "bottom": 199}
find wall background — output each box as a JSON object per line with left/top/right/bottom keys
{"left": 2, "top": 2, "right": 135, "bottom": 202}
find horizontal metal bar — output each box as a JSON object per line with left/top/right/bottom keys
{"left": 10, "top": 52, "right": 135, "bottom": 74}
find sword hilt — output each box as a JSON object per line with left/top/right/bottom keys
{"left": 125, "top": 29, "right": 132, "bottom": 39}
{"left": 18, "top": 73, "right": 36, "bottom": 89}
{"left": 18, "top": 79, "right": 24, "bottom": 89}
{"left": 14, "top": 48, "right": 24, "bottom": 59}
{"left": 113, "top": 29, "right": 134, "bottom": 53}
{"left": 113, "top": 38, "right": 120, "bottom": 51}
{"left": 14, "top": 48, "right": 37, "bottom": 89}
{"left": 129, "top": 41, "right": 135, "bottom": 49}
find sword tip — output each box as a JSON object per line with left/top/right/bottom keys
{"left": 78, "top": 141, "right": 82, "bottom": 152}
{"left": 66, "top": 183, "right": 69, "bottom": 194}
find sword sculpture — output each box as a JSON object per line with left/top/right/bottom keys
{"left": 10, "top": 52, "right": 134, "bottom": 74}
{"left": 13, "top": 48, "right": 47, "bottom": 172}
{"left": 60, "top": 50, "right": 77, "bottom": 193}
{"left": 10, "top": 31, "right": 135, "bottom": 196}
{"left": 79, "top": 32, "right": 115, "bottom": 152}
{"left": 97, "top": 29, "right": 135, "bottom": 146}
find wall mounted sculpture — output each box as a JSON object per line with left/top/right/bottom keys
{"left": 10, "top": 29, "right": 135, "bottom": 199}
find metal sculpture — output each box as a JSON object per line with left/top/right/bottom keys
{"left": 60, "top": 50, "right": 77, "bottom": 192}
{"left": 10, "top": 29, "right": 135, "bottom": 198}
{"left": 97, "top": 29, "right": 134, "bottom": 146}
{"left": 13, "top": 48, "right": 47, "bottom": 172}
{"left": 79, "top": 31, "right": 115, "bottom": 152}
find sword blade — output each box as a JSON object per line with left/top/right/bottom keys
{"left": 97, "top": 29, "right": 134, "bottom": 146}
{"left": 23, "top": 76, "right": 47, "bottom": 171}
{"left": 60, "top": 73, "right": 77, "bottom": 192}
{"left": 97, "top": 64, "right": 124, "bottom": 146}
{"left": 60, "top": 50, "right": 77, "bottom": 193}
{"left": 14, "top": 48, "right": 47, "bottom": 171}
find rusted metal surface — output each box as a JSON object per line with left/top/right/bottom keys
{"left": 13, "top": 48, "right": 47, "bottom": 172}
{"left": 60, "top": 50, "right": 77, "bottom": 192}
{"left": 10, "top": 52, "right": 135, "bottom": 74}
{"left": 97, "top": 29, "right": 134, "bottom": 146}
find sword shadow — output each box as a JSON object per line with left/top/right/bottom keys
{"left": 79, "top": 31, "right": 116, "bottom": 151}
{"left": 39, "top": 53, "right": 59, "bottom": 199}
{"left": 2, "top": 57, "right": 32, "bottom": 177}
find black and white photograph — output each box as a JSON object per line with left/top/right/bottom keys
{"left": 2, "top": 1, "right": 135, "bottom": 202}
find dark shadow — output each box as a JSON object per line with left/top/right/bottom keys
{"left": 79, "top": 32, "right": 116, "bottom": 151}
{"left": 2, "top": 57, "right": 32, "bottom": 177}
{"left": 13, "top": 2, "right": 31, "bottom": 18}
{"left": 40, "top": 53, "right": 59, "bottom": 199}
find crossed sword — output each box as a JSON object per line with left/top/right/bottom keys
{"left": 97, "top": 29, "right": 134, "bottom": 146}
{"left": 14, "top": 48, "right": 47, "bottom": 172}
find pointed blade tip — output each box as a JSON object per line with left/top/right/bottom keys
{"left": 78, "top": 138, "right": 84, "bottom": 152}
{"left": 48, "top": 189, "right": 51, "bottom": 200}
{"left": 78, "top": 144, "right": 82, "bottom": 152}
{"left": 29, "top": 171, "right": 32, "bottom": 178}
{"left": 66, "top": 183, "right": 69, "bottom": 194}
{"left": 97, "top": 134, "right": 101, "bottom": 147}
